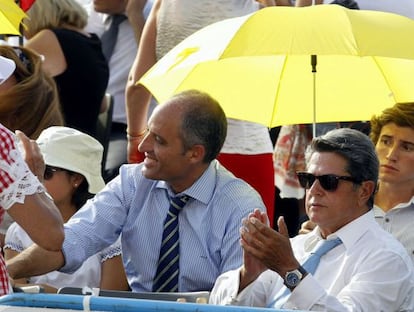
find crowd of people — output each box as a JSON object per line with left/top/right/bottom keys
{"left": 0, "top": 0, "right": 413, "bottom": 310}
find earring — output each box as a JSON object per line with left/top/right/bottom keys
{"left": 74, "top": 183, "right": 78, "bottom": 187}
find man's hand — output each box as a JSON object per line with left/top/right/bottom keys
{"left": 241, "top": 209, "right": 300, "bottom": 279}
{"left": 239, "top": 209, "right": 268, "bottom": 291}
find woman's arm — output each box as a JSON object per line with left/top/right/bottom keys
{"left": 126, "top": 0, "right": 147, "bottom": 45}
{"left": 3, "top": 249, "right": 28, "bottom": 286}
{"left": 125, "top": 0, "right": 161, "bottom": 163}
{"left": 7, "top": 131, "right": 64, "bottom": 251}
{"left": 3, "top": 248, "right": 58, "bottom": 293}
{"left": 100, "top": 255, "right": 129, "bottom": 291}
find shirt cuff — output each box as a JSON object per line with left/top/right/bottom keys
{"left": 283, "top": 274, "right": 325, "bottom": 310}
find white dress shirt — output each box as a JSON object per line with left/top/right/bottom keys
{"left": 209, "top": 211, "right": 414, "bottom": 311}
{"left": 4, "top": 223, "right": 122, "bottom": 289}
{"left": 374, "top": 196, "right": 414, "bottom": 265}
{"left": 84, "top": 2, "right": 153, "bottom": 124}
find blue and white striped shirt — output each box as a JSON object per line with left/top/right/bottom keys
{"left": 60, "top": 160, "right": 266, "bottom": 292}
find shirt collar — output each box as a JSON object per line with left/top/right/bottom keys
{"left": 373, "top": 196, "right": 414, "bottom": 216}
{"left": 155, "top": 160, "right": 218, "bottom": 204}
{"left": 305, "top": 211, "right": 375, "bottom": 253}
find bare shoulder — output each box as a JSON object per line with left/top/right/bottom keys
{"left": 26, "top": 29, "right": 59, "bottom": 51}
{"left": 25, "top": 29, "right": 66, "bottom": 76}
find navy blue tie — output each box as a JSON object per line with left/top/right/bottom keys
{"left": 152, "top": 195, "right": 189, "bottom": 292}
{"left": 271, "top": 237, "right": 343, "bottom": 308}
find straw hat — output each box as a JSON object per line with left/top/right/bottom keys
{"left": 37, "top": 126, "right": 105, "bottom": 193}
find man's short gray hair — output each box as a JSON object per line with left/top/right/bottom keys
{"left": 306, "top": 128, "right": 378, "bottom": 208}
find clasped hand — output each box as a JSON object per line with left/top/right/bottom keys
{"left": 239, "top": 209, "right": 300, "bottom": 290}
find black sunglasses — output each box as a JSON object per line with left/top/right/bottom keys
{"left": 296, "top": 172, "right": 360, "bottom": 192}
{"left": 44, "top": 166, "right": 65, "bottom": 180}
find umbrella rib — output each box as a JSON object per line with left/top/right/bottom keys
{"left": 270, "top": 55, "right": 289, "bottom": 127}
{"left": 372, "top": 56, "right": 397, "bottom": 103}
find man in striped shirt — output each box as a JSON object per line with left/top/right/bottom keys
{"left": 7, "top": 90, "right": 266, "bottom": 293}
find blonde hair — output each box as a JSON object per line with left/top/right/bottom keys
{"left": 24, "top": 0, "right": 88, "bottom": 38}
{"left": 0, "top": 46, "right": 64, "bottom": 139}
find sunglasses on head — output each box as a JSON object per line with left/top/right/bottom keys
{"left": 296, "top": 172, "right": 360, "bottom": 192}
{"left": 44, "top": 166, "right": 65, "bottom": 180}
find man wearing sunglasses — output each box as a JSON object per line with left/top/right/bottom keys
{"left": 209, "top": 128, "right": 414, "bottom": 311}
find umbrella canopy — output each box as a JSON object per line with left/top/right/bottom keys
{"left": 0, "top": 0, "right": 27, "bottom": 36}
{"left": 140, "top": 5, "right": 414, "bottom": 128}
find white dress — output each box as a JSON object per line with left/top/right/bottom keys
{"left": 4, "top": 222, "right": 121, "bottom": 290}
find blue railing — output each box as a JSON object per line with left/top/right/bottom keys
{"left": 0, "top": 293, "right": 302, "bottom": 312}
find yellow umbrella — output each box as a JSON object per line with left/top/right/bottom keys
{"left": 0, "top": 0, "right": 27, "bottom": 35}
{"left": 139, "top": 5, "right": 414, "bottom": 130}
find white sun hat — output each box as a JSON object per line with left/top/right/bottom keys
{"left": 36, "top": 126, "right": 105, "bottom": 193}
{"left": 0, "top": 55, "right": 16, "bottom": 85}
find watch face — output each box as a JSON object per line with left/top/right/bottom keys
{"left": 285, "top": 271, "right": 301, "bottom": 287}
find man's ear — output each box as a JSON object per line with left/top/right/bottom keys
{"left": 358, "top": 180, "right": 376, "bottom": 207}
{"left": 187, "top": 144, "right": 206, "bottom": 163}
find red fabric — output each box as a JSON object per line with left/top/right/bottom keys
{"left": 0, "top": 125, "right": 16, "bottom": 193}
{"left": 19, "top": 0, "right": 36, "bottom": 12}
{"left": 0, "top": 124, "right": 15, "bottom": 295}
{"left": 217, "top": 153, "right": 275, "bottom": 227}
{"left": 0, "top": 256, "right": 10, "bottom": 296}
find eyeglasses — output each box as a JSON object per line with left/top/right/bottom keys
{"left": 296, "top": 172, "right": 360, "bottom": 192}
{"left": 44, "top": 166, "right": 65, "bottom": 180}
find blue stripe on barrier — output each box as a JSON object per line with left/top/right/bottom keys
{"left": 0, "top": 293, "right": 302, "bottom": 312}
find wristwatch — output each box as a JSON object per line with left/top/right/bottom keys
{"left": 284, "top": 266, "right": 307, "bottom": 290}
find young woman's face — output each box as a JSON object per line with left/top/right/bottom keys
{"left": 43, "top": 166, "right": 78, "bottom": 207}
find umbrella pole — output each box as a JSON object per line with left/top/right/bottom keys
{"left": 308, "top": 0, "right": 320, "bottom": 132}
{"left": 311, "top": 55, "right": 317, "bottom": 138}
